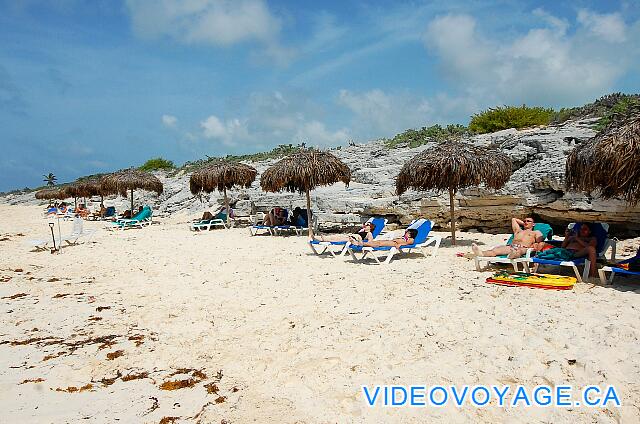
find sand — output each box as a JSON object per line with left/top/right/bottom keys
{"left": 0, "top": 203, "right": 638, "bottom": 423}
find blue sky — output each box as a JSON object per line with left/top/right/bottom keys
{"left": 1, "top": 0, "right": 639, "bottom": 191}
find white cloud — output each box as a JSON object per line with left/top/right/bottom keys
{"left": 294, "top": 120, "right": 349, "bottom": 146}
{"left": 125, "top": 0, "right": 286, "bottom": 61}
{"left": 423, "top": 10, "right": 635, "bottom": 107}
{"left": 338, "top": 89, "right": 439, "bottom": 138}
{"left": 577, "top": 9, "right": 627, "bottom": 43}
{"left": 162, "top": 114, "right": 177, "bottom": 128}
{"left": 195, "top": 92, "right": 350, "bottom": 149}
{"left": 200, "top": 115, "right": 249, "bottom": 146}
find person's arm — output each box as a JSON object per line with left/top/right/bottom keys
{"left": 364, "top": 231, "right": 374, "bottom": 242}
{"left": 511, "top": 218, "right": 523, "bottom": 234}
{"left": 535, "top": 230, "right": 544, "bottom": 243}
{"left": 562, "top": 230, "right": 574, "bottom": 248}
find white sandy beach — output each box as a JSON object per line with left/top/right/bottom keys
{"left": 1, "top": 203, "right": 639, "bottom": 423}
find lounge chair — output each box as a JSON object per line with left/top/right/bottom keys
{"left": 527, "top": 222, "right": 616, "bottom": 283}
{"left": 249, "top": 212, "right": 275, "bottom": 236}
{"left": 598, "top": 252, "right": 640, "bottom": 284}
{"left": 28, "top": 217, "right": 95, "bottom": 251}
{"left": 191, "top": 209, "right": 235, "bottom": 231}
{"left": 57, "top": 208, "right": 75, "bottom": 221}
{"left": 347, "top": 218, "right": 441, "bottom": 265}
{"left": 106, "top": 206, "right": 153, "bottom": 231}
{"left": 474, "top": 223, "right": 553, "bottom": 272}
{"left": 309, "top": 217, "right": 388, "bottom": 257}
{"left": 273, "top": 211, "right": 318, "bottom": 236}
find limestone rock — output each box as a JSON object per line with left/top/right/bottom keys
{"left": 4, "top": 118, "right": 639, "bottom": 237}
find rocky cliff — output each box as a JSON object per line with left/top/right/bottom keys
{"left": 4, "top": 119, "right": 640, "bottom": 236}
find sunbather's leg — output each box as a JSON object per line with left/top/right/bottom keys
{"left": 472, "top": 243, "right": 512, "bottom": 257}
{"left": 507, "top": 247, "right": 529, "bottom": 259}
{"left": 314, "top": 234, "right": 352, "bottom": 242}
{"left": 569, "top": 246, "right": 597, "bottom": 277}
{"left": 354, "top": 239, "right": 400, "bottom": 248}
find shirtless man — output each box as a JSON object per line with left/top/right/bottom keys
{"left": 472, "top": 217, "right": 543, "bottom": 259}
{"left": 562, "top": 224, "right": 597, "bottom": 278}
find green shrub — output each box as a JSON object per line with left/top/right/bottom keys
{"left": 469, "top": 105, "right": 555, "bottom": 134}
{"left": 593, "top": 96, "right": 640, "bottom": 132}
{"left": 385, "top": 124, "right": 468, "bottom": 148}
{"left": 139, "top": 157, "right": 175, "bottom": 171}
{"left": 180, "top": 144, "right": 308, "bottom": 173}
{"left": 551, "top": 93, "right": 640, "bottom": 125}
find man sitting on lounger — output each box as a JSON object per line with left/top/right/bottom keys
{"left": 562, "top": 223, "right": 597, "bottom": 278}
{"left": 349, "top": 228, "right": 417, "bottom": 249}
{"left": 472, "top": 217, "right": 544, "bottom": 259}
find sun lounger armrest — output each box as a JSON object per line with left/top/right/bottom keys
{"left": 602, "top": 238, "right": 616, "bottom": 261}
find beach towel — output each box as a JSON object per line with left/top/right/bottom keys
{"left": 486, "top": 271, "right": 576, "bottom": 290}
{"left": 535, "top": 247, "right": 575, "bottom": 261}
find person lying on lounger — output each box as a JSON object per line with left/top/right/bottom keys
{"left": 472, "top": 217, "right": 544, "bottom": 259}
{"left": 562, "top": 223, "right": 597, "bottom": 277}
{"left": 263, "top": 207, "right": 287, "bottom": 226}
{"left": 349, "top": 228, "right": 417, "bottom": 248}
{"left": 312, "top": 221, "right": 377, "bottom": 243}
{"left": 76, "top": 203, "right": 89, "bottom": 219}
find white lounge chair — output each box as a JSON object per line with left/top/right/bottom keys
{"left": 28, "top": 217, "right": 95, "bottom": 251}
{"left": 347, "top": 219, "right": 441, "bottom": 265}
{"left": 598, "top": 252, "right": 640, "bottom": 284}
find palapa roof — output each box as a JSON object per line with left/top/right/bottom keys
{"left": 35, "top": 187, "right": 67, "bottom": 200}
{"left": 64, "top": 177, "right": 106, "bottom": 198}
{"left": 566, "top": 106, "right": 640, "bottom": 204}
{"left": 100, "top": 168, "right": 163, "bottom": 197}
{"left": 260, "top": 149, "right": 351, "bottom": 193}
{"left": 396, "top": 140, "right": 512, "bottom": 195}
{"left": 189, "top": 161, "right": 257, "bottom": 195}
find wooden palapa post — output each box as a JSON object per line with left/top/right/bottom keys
{"left": 449, "top": 188, "right": 456, "bottom": 245}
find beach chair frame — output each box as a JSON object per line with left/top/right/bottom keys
{"left": 347, "top": 219, "right": 441, "bottom": 265}
{"left": 309, "top": 217, "right": 388, "bottom": 257}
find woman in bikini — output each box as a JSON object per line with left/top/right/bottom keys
{"left": 349, "top": 228, "right": 417, "bottom": 248}
{"left": 312, "top": 222, "right": 377, "bottom": 243}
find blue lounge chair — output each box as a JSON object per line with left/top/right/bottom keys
{"left": 107, "top": 206, "right": 153, "bottom": 230}
{"left": 309, "top": 217, "right": 388, "bottom": 257}
{"left": 598, "top": 251, "right": 640, "bottom": 284}
{"left": 347, "top": 218, "right": 441, "bottom": 265}
{"left": 249, "top": 210, "right": 287, "bottom": 236}
{"left": 273, "top": 212, "right": 318, "bottom": 236}
{"left": 528, "top": 222, "right": 616, "bottom": 283}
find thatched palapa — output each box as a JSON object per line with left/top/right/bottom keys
{"left": 260, "top": 149, "right": 351, "bottom": 237}
{"left": 396, "top": 140, "right": 512, "bottom": 245}
{"left": 189, "top": 161, "right": 257, "bottom": 225}
{"left": 566, "top": 106, "right": 640, "bottom": 205}
{"left": 100, "top": 168, "right": 163, "bottom": 212}
{"left": 66, "top": 177, "right": 106, "bottom": 199}
{"left": 35, "top": 187, "right": 67, "bottom": 201}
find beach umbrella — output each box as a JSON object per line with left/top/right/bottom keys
{"left": 65, "top": 176, "right": 109, "bottom": 206}
{"left": 260, "top": 149, "right": 351, "bottom": 237}
{"left": 35, "top": 187, "right": 67, "bottom": 201}
{"left": 189, "top": 161, "right": 257, "bottom": 226}
{"left": 566, "top": 107, "right": 640, "bottom": 205}
{"left": 396, "top": 140, "right": 512, "bottom": 245}
{"left": 100, "top": 168, "right": 163, "bottom": 212}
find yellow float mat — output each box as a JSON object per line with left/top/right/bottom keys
{"left": 487, "top": 271, "right": 577, "bottom": 290}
